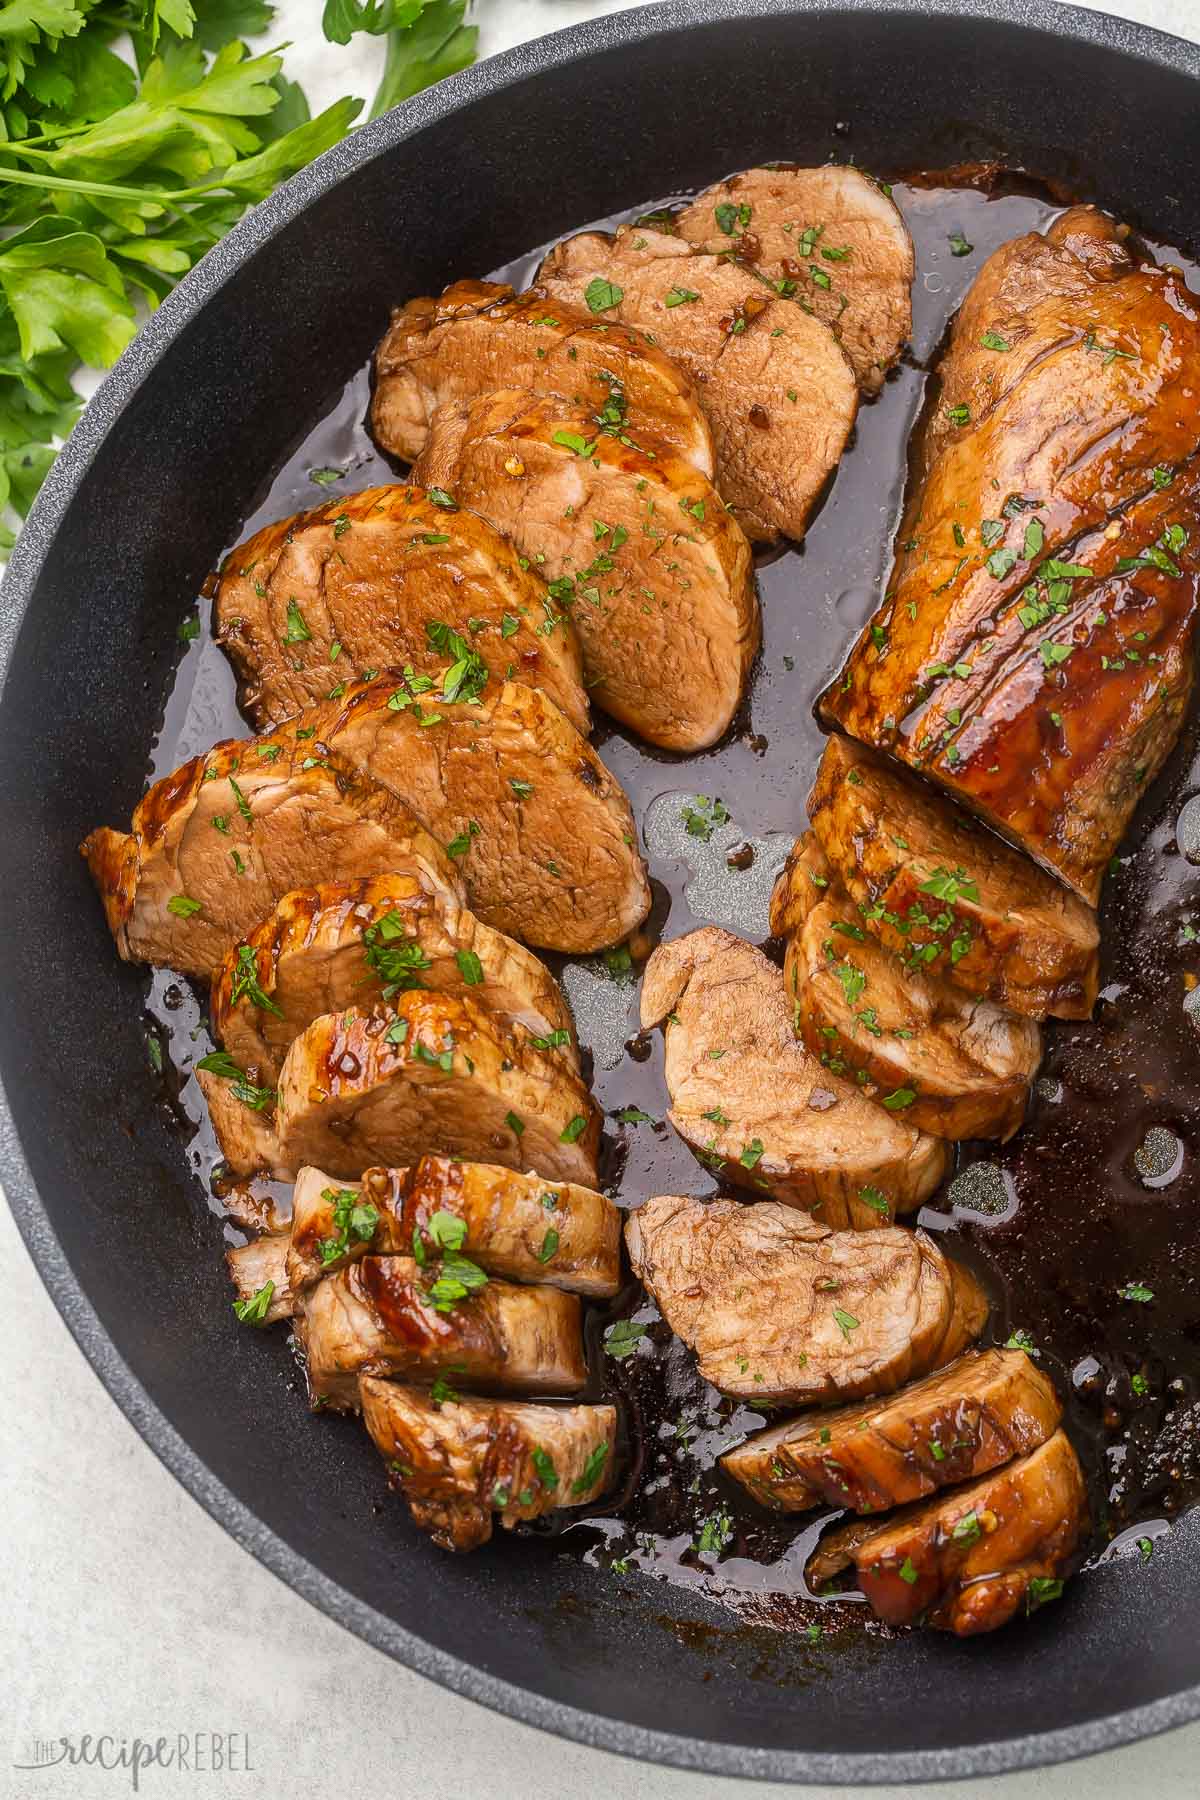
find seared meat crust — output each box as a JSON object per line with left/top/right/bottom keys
{"left": 776, "top": 837, "right": 1042, "bottom": 1141}
{"left": 722, "top": 1346, "right": 1061, "bottom": 1512}
{"left": 298, "top": 1256, "right": 586, "bottom": 1408}
{"left": 270, "top": 994, "right": 601, "bottom": 1185}
{"left": 808, "top": 735, "right": 1099, "bottom": 1020}
{"left": 807, "top": 1428, "right": 1088, "bottom": 1635}
{"left": 821, "top": 208, "right": 1200, "bottom": 902}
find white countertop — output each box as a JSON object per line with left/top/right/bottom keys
{"left": 6, "top": 2, "right": 1200, "bottom": 1795}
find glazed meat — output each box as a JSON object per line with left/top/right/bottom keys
{"left": 821, "top": 207, "right": 1200, "bottom": 904}
{"left": 640, "top": 926, "right": 949, "bottom": 1229}
{"left": 371, "top": 279, "right": 714, "bottom": 474}
{"left": 807, "top": 1428, "right": 1088, "bottom": 1636}
{"left": 776, "top": 837, "right": 1041, "bottom": 1140}
{"left": 214, "top": 484, "right": 589, "bottom": 734}
{"left": 81, "top": 726, "right": 460, "bottom": 979}
{"left": 673, "top": 164, "right": 914, "bottom": 392}
{"left": 210, "top": 870, "right": 578, "bottom": 1085}
{"left": 270, "top": 994, "right": 601, "bottom": 1185}
{"left": 252, "top": 673, "right": 647, "bottom": 954}
{"left": 625, "top": 1194, "right": 986, "bottom": 1405}
{"left": 360, "top": 1377, "right": 616, "bottom": 1551}
{"left": 809, "top": 735, "right": 1099, "bottom": 1020}
{"left": 412, "top": 388, "right": 759, "bottom": 751}
{"left": 298, "top": 1256, "right": 585, "bottom": 1407}
{"left": 227, "top": 1159, "right": 620, "bottom": 1309}
{"left": 722, "top": 1346, "right": 1061, "bottom": 1513}
{"left": 538, "top": 225, "right": 857, "bottom": 542}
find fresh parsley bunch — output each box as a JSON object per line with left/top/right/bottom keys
{"left": 0, "top": 0, "right": 477, "bottom": 548}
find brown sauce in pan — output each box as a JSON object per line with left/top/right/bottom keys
{"left": 143, "top": 175, "right": 1200, "bottom": 1631}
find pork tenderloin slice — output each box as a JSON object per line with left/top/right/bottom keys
{"left": 359, "top": 1376, "right": 615, "bottom": 1550}
{"left": 225, "top": 1233, "right": 293, "bottom": 1323}
{"left": 640, "top": 925, "right": 949, "bottom": 1229}
{"left": 298, "top": 1256, "right": 585, "bottom": 1408}
{"left": 673, "top": 165, "right": 914, "bottom": 393}
{"left": 809, "top": 735, "right": 1099, "bottom": 1020}
{"left": 722, "top": 1346, "right": 1061, "bottom": 1513}
{"left": 807, "top": 1428, "right": 1088, "bottom": 1636}
{"left": 786, "top": 876, "right": 1042, "bottom": 1141}
{"left": 820, "top": 208, "right": 1200, "bottom": 903}
{"left": 214, "top": 483, "right": 589, "bottom": 735}
{"left": 371, "top": 279, "right": 714, "bottom": 475}
{"left": 267, "top": 672, "right": 649, "bottom": 954}
{"left": 279, "top": 1158, "right": 620, "bottom": 1300}
{"left": 81, "top": 729, "right": 463, "bottom": 980}
{"left": 211, "top": 870, "right": 577, "bottom": 1086}
{"left": 538, "top": 226, "right": 857, "bottom": 543}
{"left": 196, "top": 1063, "right": 285, "bottom": 1180}
{"left": 624, "top": 1193, "right": 985, "bottom": 1406}
{"left": 272, "top": 993, "right": 601, "bottom": 1185}
{"left": 411, "top": 389, "right": 758, "bottom": 752}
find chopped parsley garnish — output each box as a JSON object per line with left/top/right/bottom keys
{"left": 455, "top": 949, "right": 484, "bottom": 986}
{"left": 233, "top": 1282, "right": 275, "bottom": 1326}
{"left": 316, "top": 1187, "right": 380, "bottom": 1266}
{"left": 571, "top": 1441, "right": 608, "bottom": 1496}
{"left": 229, "top": 945, "right": 284, "bottom": 1017}
{"left": 282, "top": 597, "right": 311, "bottom": 643}
{"left": 681, "top": 794, "right": 730, "bottom": 841}
{"left": 833, "top": 1308, "right": 860, "bottom": 1339}
{"left": 584, "top": 277, "right": 623, "bottom": 313}
{"left": 603, "top": 1319, "right": 648, "bottom": 1361}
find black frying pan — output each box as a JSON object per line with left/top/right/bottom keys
{"left": 4, "top": 0, "right": 1200, "bottom": 1780}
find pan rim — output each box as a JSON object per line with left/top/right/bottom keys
{"left": 3, "top": 0, "right": 1200, "bottom": 1780}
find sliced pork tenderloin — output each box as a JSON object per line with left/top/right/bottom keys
{"left": 214, "top": 483, "right": 589, "bottom": 734}
{"left": 625, "top": 1193, "right": 986, "bottom": 1406}
{"left": 268, "top": 994, "right": 601, "bottom": 1185}
{"left": 412, "top": 388, "right": 758, "bottom": 751}
{"left": 640, "top": 926, "right": 949, "bottom": 1228}
{"left": 210, "top": 870, "right": 577, "bottom": 1086}
{"left": 371, "top": 279, "right": 714, "bottom": 474}
{"left": 722, "top": 1346, "right": 1061, "bottom": 1512}
{"left": 777, "top": 838, "right": 1042, "bottom": 1140}
{"left": 807, "top": 1428, "right": 1088, "bottom": 1635}
{"left": 809, "top": 734, "right": 1099, "bottom": 1020}
{"left": 298, "top": 1256, "right": 585, "bottom": 1408}
{"left": 538, "top": 224, "right": 857, "bottom": 542}
{"left": 674, "top": 164, "right": 914, "bottom": 392}
{"left": 360, "top": 1376, "right": 616, "bottom": 1551}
